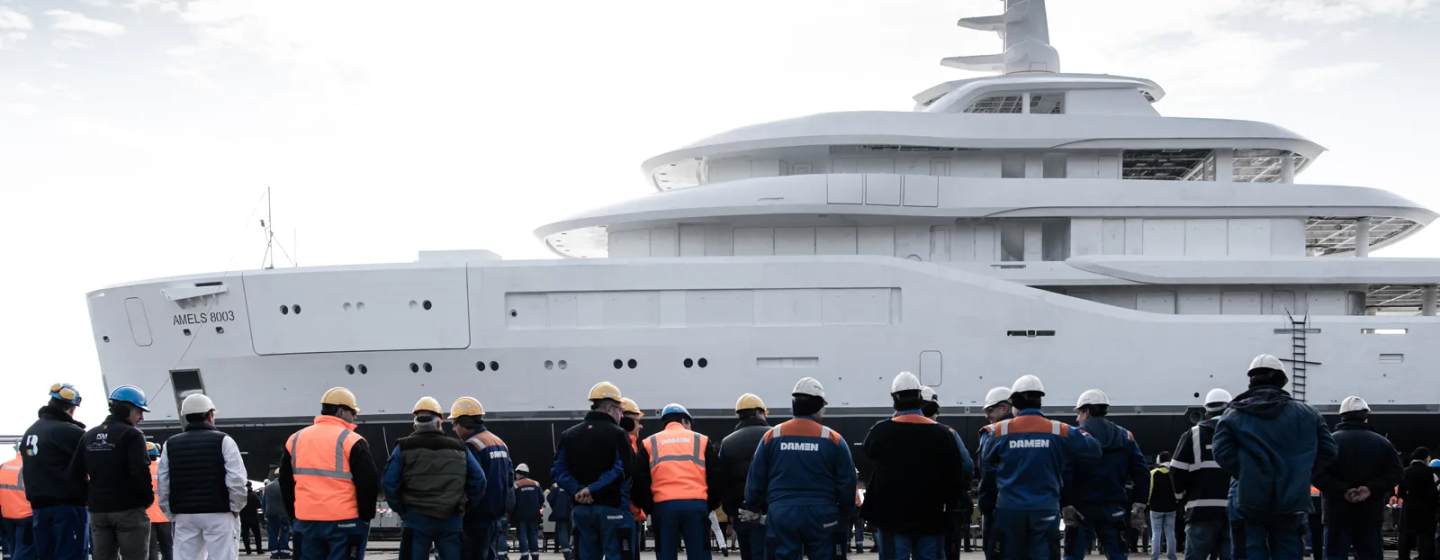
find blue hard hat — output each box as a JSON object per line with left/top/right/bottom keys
{"left": 659, "top": 403, "right": 691, "bottom": 420}
{"left": 49, "top": 383, "right": 82, "bottom": 406}
{"left": 1431, "top": 459, "right": 1440, "bottom": 469}
{"left": 108, "top": 385, "right": 151, "bottom": 412}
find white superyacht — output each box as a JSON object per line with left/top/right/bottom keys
{"left": 86, "top": 0, "right": 1439, "bottom": 475}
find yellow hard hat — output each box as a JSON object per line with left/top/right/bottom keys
{"left": 620, "top": 397, "right": 643, "bottom": 417}
{"left": 321, "top": 387, "right": 359, "bottom": 412}
{"left": 587, "top": 381, "right": 622, "bottom": 403}
{"left": 735, "top": 393, "right": 767, "bottom": 413}
{"left": 413, "top": 396, "right": 443, "bottom": 416}
{"left": 449, "top": 396, "right": 486, "bottom": 420}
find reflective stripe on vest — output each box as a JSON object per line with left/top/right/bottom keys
{"left": 0, "top": 458, "right": 31, "bottom": 520}
{"left": 288, "top": 417, "right": 362, "bottom": 521}
{"left": 644, "top": 424, "right": 708, "bottom": 503}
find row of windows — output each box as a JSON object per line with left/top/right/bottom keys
{"left": 964, "top": 92, "right": 1065, "bottom": 114}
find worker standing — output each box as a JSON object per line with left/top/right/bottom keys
{"left": 1397, "top": 447, "right": 1436, "bottom": 560}
{"left": 144, "top": 443, "right": 171, "bottom": 560}
{"left": 19, "top": 383, "right": 87, "bottom": 559}
{"left": 449, "top": 396, "right": 514, "bottom": 560}
{"left": 744, "top": 377, "right": 858, "bottom": 560}
{"left": 919, "top": 386, "right": 976, "bottom": 560}
{"left": 157, "top": 393, "right": 248, "bottom": 560}
{"left": 1170, "top": 388, "right": 1233, "bottom": 560}
{"left": 620, "top": 397, "right": 647, "bottom": 560}
{"left": 1147, "top": 452, "right": 1179, "bottom": 560}
{"left": 383, "top": 397, "right": 486, "bottom": 560}
{"left": 862, "top": 373, "right": 969, "bottom": 560}
{"left": 551, "top": 382, "right": 634, "bottom": 560}
{"left": 280, "top": 387, "right": 380, "bottom": 560}
{"left": 976, "top": 386, "right": 1013, "bottom": 560}
{"left": 980, "top": 375, "right": 1101, "bottom": 560}
{"left": 547, "top": 484, "right": 574, "bottom": 560}
{"left": 1312, "top": 396, "right": 1401, "bottom": 560}
{"left": 1213, "top": 354, "right": 1338, "bottom": 560}
{"left": 510, "top": 465, "right": 543, "bottom": 560}
{"left": 263, "top": 471, "right": 294, "bottom": 559}
{"left": 1062, "top": 389, "right": 1149, "bottom": 560}
{"left": 0, "top": 445, "right": 33, "bottom": 560}
{"left": 718, "top": 394, "right": 771, "bottom": 560}
{"left": 633, "top": 404, "right": 722, "bottom": 560}
{"left": 70, "top": 385, "right": 154, "bottom": 560}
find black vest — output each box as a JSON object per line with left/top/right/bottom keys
{"left": 165, "top": 423, "right": 231, "bottom": 514}
{"left": 395, "top": 429, "right": 470, "bottom": 519}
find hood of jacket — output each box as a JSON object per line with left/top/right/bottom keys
{"left": 1333, "top": 420, "right": 1375, "bottom": 434}
{"left": 1228, "top": 386, "right": 1293, "bottom": 419}
{"left": 37, "top": 404, "right": 85, "bottom": 428}
{"left": 1080, "top": 417, "right": 1129, "bottom": 451}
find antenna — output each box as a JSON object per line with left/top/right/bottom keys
{"left": 258, "top": 187, "right": 298, "bottom": 269}
{"left": 943, "top": 0, "right": 1060, "bottom": 74}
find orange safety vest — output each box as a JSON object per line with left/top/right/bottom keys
{"left": 628, "top": 433, "right": 647, "bottom": 522}
{"left": 643, "top": 422, "right": 709, "bottom": 504}
{"left": 147, "top": 462, "right": 168, "bottom": 524}
{"left": 0, "top": 456, "right": 31, "bottom": 520}
{"left": 287, "top": 415, "right": 364, "bottom": 521}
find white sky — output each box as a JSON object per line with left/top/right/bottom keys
{"left": 0, "top": 0, "right": 1437, "bottom": 444}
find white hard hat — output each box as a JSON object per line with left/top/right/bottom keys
{"left": 920, "top": 386, "right": 938, "bottom": 403}
{"left": 515, "top": 463, "right": 530, "bottom": 475}
{"left": 891, "top": 371, "right": 922, "bottom": 394}
{"left": 983, "top": 386, "right": 1012, "bottom": 409}
{"left": 1339, "top": 395, "right": 1370, "bottom": 414}
{"left": 792, "top": 377, "right": 826, "bottom": 400}
{"left": 1075, "top": 389, "right": 1109, "bottom": 409}
{"left": 1248, "top": 354, "right": 1288, "bottom": 376}
{"left": 180, "top": 393, "right": 216, "bottom": 417}
{"left": 1204, "top": 388, "right": 1233, "bottom": 411}
{"left": 1011, "top": 374, "right": 1045, "bottom": 395}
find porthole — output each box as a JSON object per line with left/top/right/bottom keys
{"left": 558, "top": 360, "right": 568, "bottom": 370}
{"left": 280, "top": 305, "right": 289, "bottom": 315}
{"left": 345, "top": 365, "right": 355, "bottom": 375}
{"left": 683, "top": 358, "right": 694, "bottom": 368}
{"left": 293, "top": 304, "right": 303, "bottom": 315}
{"left": 510, "top": 309, "right": 518, "bottom": 317}
{"left": 409, "top": 363, "right": 420, "bottom": 373}
{"left": 422, "top": 362, "right": 433, "bottom": 373}
{"left": 422, "top": 300, "right": 432, "bottom": 310}
{"left": 544, "top": 360, "right": 555, "bottom": 370}
{"left": 476, "top": 361, "right": 487, "bottom": 372}
{"left": 627, "top": 359, "right": 638, "bottom": 369}
{"left": 358, "top": 364, "right": 368, "bottom": 374}
{"left": 102, "top": 336, "right": 110, "bottom": 343}
{"left": 343, "top": 302, "right": 353, "bottom": 311}
{"left": 182, "top": 328, "right": 192, "bottom": 336}
{"left": 613, "top": 359, "right": 623, "bottom": 370}
{"left": 697, "top": 358, "right": 708, "bottom": 368}
{"left": 215, "top": 326, "right": 224, "bottom": 334}
{"left": 489, "top": 361, "right": 499, "bottom": 372}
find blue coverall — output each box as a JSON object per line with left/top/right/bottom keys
{"left": 744, "top": 417, "right": 857, "bottom": 560}
{"left": 980, "top": 409, "right": 1101, "bottom": 560}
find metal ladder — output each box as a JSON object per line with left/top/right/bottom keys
{"left": 1280, "top": 313, "right": 1320, "bottom": 402}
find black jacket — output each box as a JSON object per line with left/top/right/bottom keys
{"left": 1148, "top": 466, "right": 1178, "bottom": 513}
{"left": 632, "top": 423, "right": 723, "bottom": 513}
{"left": 551, "top": 412, "right": 634, "bottom": 509}
{"left": 1171, "top": 417, "right": 1231, "bottom": 522}
{"left": 69, "top": 413, "right": 152, "bottom": 513}
{"left": 278, "top": 430, "right": 379, "bottom": 521}
{"left": 164, "top": 423, "right": 234, "bottom": 514}
{"left": 1313, "top": 420, "right": 1402, "bottom": 524}
{"left": 511, "top": 479, "right": 544, "bottom": 524}
{"left": 860, "top": 414, "right": 967, "bottom": 535}
{"left": 546, "top": 486, "right": 573, "bottom": 522}
{"left": 1399, "top": 461, "right": 1438, "bottom": 524}
{"left": 718, "top": 416, "right": 770, "bottom": 518}
{"left": 19, "top": 405, "right": 86, "bottom": 508}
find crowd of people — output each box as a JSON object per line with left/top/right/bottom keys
{"left": 0, "top": 350, "right": 1432, "bottom": 560}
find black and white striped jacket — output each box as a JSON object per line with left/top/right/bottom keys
{"left": 1170, "top": 416, "right": 1232, "bottom": 522}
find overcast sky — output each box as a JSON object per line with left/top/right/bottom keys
{"left": 0, "top": 0, "right": 1436, "bottom": 444}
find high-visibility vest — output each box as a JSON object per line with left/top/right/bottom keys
{"left": 147, "top": 462, "right": 168, "bottom": 523}
{"left": 628, "top": 433, "right": 646, "bottom": 522}
{"left": 0, "top": 456, "right": 30, "bottom": 520}
{"left": 644, "top": 422, "right": 709, "bottom": 504}
{"left": 287, "top": 415, "right": 364, "bottom": 521}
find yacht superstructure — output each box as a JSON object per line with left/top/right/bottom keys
{"left": 87, "top": 0, "right": 1440, "bottom": 476}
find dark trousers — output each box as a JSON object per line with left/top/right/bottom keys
{"left": 734, "top": 520, "right": 765, "bottom": 560}
{"left": 32, "top": 506, "right": 87, "bottom": 560}
{"left": 554, "top": 520, "right": 573, "bottom": 555}
{"left": 572, "top": 505, "right": 626, "bottom": 560}
{"left": 404, "top": 514, "right": 463, "bottom": 560}
{"left": 1400, "top": 513, "right": 1436, "bottom": 560}
{"left": 654, "top": 500, "right": 710, "bottom": 560}
{"left": 461, "top": 517, "right": 500, "bottom": 560}
{"left": 1324, "top": 515, "right": 1383, "bottom": 560}
{"left": 1241, "top": 513, "right": 1305, "bottom": 560}
{"left": 514, "top": 521, "right": 540, "bottom": 556}
{"left": 1064, "top": 504, "right": 1128, "bottom": 560}
{"left": 148, "top": 522, "right": 172, "bottom": 560}
{"left": 980, "top": 513, "right": 1000, "bottom": 560}
{"left": 995, "top": 508, "right": 1059, "bottom": 560}
{"left": 242, "top": 515, "right": 264, "bottom": 553}
{"left": 765, "top": 503, "right": 840, "bottom": 560}
{"left": 1183, "top": 518, "right": 1230, "bottom": 560}
{"left": 3, "top": 517, "right": 34, "bottom": 560}
{"left": 268, "top": 513, "right": 293, "bottom": 554}
{"left": 90, "top": 508, "right": 151, "bottom": 560}
{"left": 293, "top": 519, "right": 370, "bottom": 560}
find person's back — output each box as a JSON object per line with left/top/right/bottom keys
{"left": 160, "top": 394, "right": 248, "bottom": 560}
{"left": 20, "top": 386, "right": 88, "bottom": 560}
{"left": 861, "top": 414, "right": 965, "bottom": 536}
{"left": 1147, "top": 457, "right": 1179, "bottom": 560}
{"left": 719, "top": 396, "right": 770, "bottom": 560}
{"left": 1062, "top": 395, "right": 1149, "bottom": 560}
{"left": 1312, "top": 398, "right": 1402, "bottom": 560}
{"left": 72, "top": 387, "right": 155, "bottom": 560}
{"left": 551, "top": 383, "right": 634, "bottom": 560}
{"left": 511, "top": 474, "right": 544, "bottom": 560}
{"left": 383, "top": 398, "right": 487, "bottom": 560}
{"left": 1398, "top": 452, "right": 1438, "bottom": 560}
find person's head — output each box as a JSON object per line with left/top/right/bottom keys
{"left": 1156, "top": 451, "right": 1172, "bottom": 466}
{"left": 1203, "top": 388, "right": 1233, "bottom": 419}
{"left": 1339, "top": 395, "right": 1370, "bottom": 423}
{"left": 320, "top": 387, "right": 360, "bottom": 423}
{"left": 1074, "top": 389, "right": 1109, "bottom": 423}
{"left": 412, "top": 397, "right": 444, "bottom": 432}
{"left": 588, "top": 382, "right": 624, "bottom": 423}
{"left": 1009, "top": 375, "right": 1045, "bottom": 410}
{"left": 983, "top": 386, "right": 1013, "bottom": 423}
{"left": 449, "top": 396, "right": 487, "bottom": 439}
{"left": 108, "top": 385, "right": 150, "bottom": 424}
{"left": 180, "top": 393, "right": 217, "bottom": 427}
{"left": 920, "top": 386, "right": 940, "bottom": 419}
{"left": 735, "top": 393, "right": 768, "bottom": 423}
{"left": 515, "top": 464, "right": 530, "bottom": 480}
{"left": 621, "top": 398, "right": 644, "bottom": 434}
{"left": 146, "top": 442, "right": 161, "bottom": 463}
{"left": 889, "top": 371, "right": 925, "bottom": 412}
{"left": 1412, "top": 447, "right": 1431, "bottom": 463}
{"left": 791, "top": 377, "right": 827, "bottom": 420}
{"left": 1246, "top": 354, "right": 1289, "bottom": 389}
{"left": 659, "top": 403, "right": 692, "bottom": 429}
{"left": 48, "top": 383, "right": 82, "bottom": 417}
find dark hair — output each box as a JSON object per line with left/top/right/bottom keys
{"left": 320, "top": 403, "right": 355, "bottom": 417}
{"left": 1248, "top": 369, "right": 1287, "bottom": 388}
{"left": 792, "top": 395, "right": 824, "bottom": 417}
{"left": 1083, "top": 404, "right": 1110, "bottom": 417}
{"left": 891, "top": 390, "right": 924, "bottom": 412}
{"left": 1158, "top": 450, "right": 1172, "bottom": 463}
{"left": 184, "top": 412, "right": 208, "bottom": 424}
{"left": 921, "top": 401, "right": 939, "bottom": 418}
{"left": 109, "top": 401, "right": 135, "bottom": 417}
{"left": 1340, "top": 410, "right": 1369, "bottom": 423}
{"left": 1413, "top": 447, "right": 1431, "bottom": 461}
{"left": 415, "top": 413, "right": 439, "bottom": 424}
{"left": 737, "top": 409, "right": 761, "bottom": 420}
{"left": 455, "top": 416, "right": 485, "bottom": 431}
{"left": 49, "top": 398, "right": 75, "bottom": 411}
{"left": 661, "top": 413, "right": 689, "bottom": 425}
{"left": 1010, "top": 391, "right": 1043, "bottom": 410}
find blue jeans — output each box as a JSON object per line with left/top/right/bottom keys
{"left": 3, "top": 517, "right": 34, "bottom": 560}
{"left": 32, "top": 506, "right": 87, "bottom": 560}
{"left": 405, "top": 514, "right": 463, "bottom": 560}
{"left": 1241, "top": 513, "right": 1305, "bottom": 560}
{"left": 1150, "top": 511, "right": 1178, "bottom": 560}
{"left": 294, "top": 519, "right": 370, "bottom": 560}
{"left": 734, "top": 520, "right": 765, "bottom": 560}
{"left": 572, "top": 505, "right": 626, "bottom": 560}
{"left": 877, "top": 530, "right": 942, "bottom": 560}
{"left": 514, "top": 521, "right": 539, "bottom": 556}
{"left": 1324, "top": 515, "right": 1382, "bottom": 560}
{"left": 995, "top": 508, "right": 1059, "bottom": 560}
{"left": 654, "top": 500, "right": 710, "bottom": 560}
{"left": 1184, "top": 518, "right": 1231, "bottom": 560}
{"left": 766, "top": 503, "right": 841, "bottom": 560}
{"left": 554, "top": 520, "right": 572, "bottom": 554}
{"left": 267, "top": 514, "right": 292, "bottom": 554}
{"left": 461, "top": 517, "right": 500, "bottom": 560}
{"left": 1064, "top": 505, "right": 1127, "bottom": 560}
